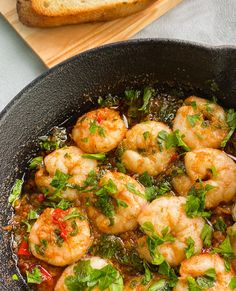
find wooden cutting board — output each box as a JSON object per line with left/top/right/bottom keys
{"left": 0, "top": 0, "right": 183, "bottom": 68}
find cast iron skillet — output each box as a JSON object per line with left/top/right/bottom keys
{"left": 0, "top": 39, "right": 236, "bottom": 290}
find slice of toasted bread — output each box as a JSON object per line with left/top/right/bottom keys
{"left": 17, "top": 0, "right": 154, "bottom": 27}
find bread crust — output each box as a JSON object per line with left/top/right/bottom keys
{"left": 17, "top": 0, "right": 154, "bottom": 28}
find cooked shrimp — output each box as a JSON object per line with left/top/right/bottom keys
{"left": 35, "top": 146, "right": 97, "bottom": 200}
{"left": 72, "top": 108, "right": 127, "bottom": 153}
{"left": 173, "top": 96, "right": 229, "bottom": 149}
{"left": 29, "top": 207, "right": 92, "bottom": 266}
{"left": 87, "top": 171, "right": 147, "bottom": 234}
{"left": 137, "top": 196, "right": 204, "bottom": 266}
{"left": 172, "top": 148, "right": 236, "bottom": 208}
{"left": 121, "top": 121, "right": 176, "bottom": 176}
{"left": 55, "top": 256, "right": 123, "bottom": 291}
{"left": 174, "top": 254, "right": 235, "bottom": 291}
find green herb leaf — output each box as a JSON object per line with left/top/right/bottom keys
{"left": 195, "top": 268, "right": 216, "bottom": 289}
{"left": 213, "top": 235, "right": 235, "bottom": 260}
{"left": 221, "top": 109, "right": 236, "bottom": 147}
{"left": 26, "top": 267, "right": 43, "bottom": 284}
{"left": 158, "top": 261, "right": 178, "bottom": 287}
{"left": 27, "top": 209, "right": 39, "bottom": 220}
{"left": 81, "top": 153, "right": 106, "bottom": 161}
{"left": 187, "top": 276, "right": 202, "bottom": 291}
{"left": 65, "top": 260, "right": 123, "bottom": 291}
{"left": 187, "top": 114, "right": 201, "bottom": 127}
{"left": 89, "top": 120, "right": 105, "bottom": 137}
{"left": 12, "top": 274, "right": 19, "bottom": 280}
{"left": 185, "top": 237, "right": 195, "bottom": 259}
{"left": 210, "top": 165, "right": 218, "bottom": 178}
{"left": 229, "top": 277, "right": 236, "bottom": 289}
{"left": 138, "top": 172, "right": 153, "bottom": 187}
{"left": 29, "top": 156, "right": 43, "bottom": 170}
{"left": 201, "top": 224, "right": 213, "bottom": 247}
{"left": 56, "top": 199, "right": 72, "bottom": 210}
{"left": 147, "top": 279, "right": 169, "bottom": 291}
{"left": 157, "top": 130, "right": 190, "bottom": 152}
{"left": 39, "top": 127, "right": 67, "bottom": 151}
{"left": 143, "top": 131, "right": 150, "bottom": 140}
{"left": 185, "top": 184, "right": 214, "bottom": 218}
{"left": 139, "top": 87, "right": 154, "bottom": 113}
{"left": 63, "top": 209, "right": 85, "bottom": 221}
{"left": 191, "top": 101, "right": 197, "bottom": 110}
{"left": 126, "top": 182, "right": 146, "bottom": 199}
{"left": 141, "top": 263, "right": 153, "bottom": 285}
{"left": 214, "top": 217, "right": 227, "bottom": 232}
{"left": 116, "top": 199, "right": 128, "bottom": 208}
{"left": 116, "top": 162, "right": 126, "bottom": 174}
{"left": 50, "top": 170, "right": 71, "bottom": 198}
{"left": 8, "top": 179, "right": 23, "bottom": 206}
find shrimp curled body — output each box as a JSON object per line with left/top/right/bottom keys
{"left": 88, "top": 171, "right": 147, "bottom": 234}
{"left": 55, "top": 256, "right": 123, "bottom": 291}
{"left": 172, "top": 148, "right": 236, "bottom": 208}
{"left": 137, "top": 196, "right": 204, "bottom": 266}
{"left": 173, "top": 96, "right": 229, "bottom": 149}
{"left": 121, "top": 121, "right": 176, "bottom": 176}
{"left": 174, "top": 254, "right": 235, "bottom": 291}
{"left": 29, "top": 207, "right": 92, "bottom": 266}
{"left": 35, "top": 146, "right": 97, "bottom": 201}
{"left": 72, "top": 108, "right": 127, "bottom": 153}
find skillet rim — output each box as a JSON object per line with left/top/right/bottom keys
{"left": 1, "top": 37, "right": 236, "bottom": 120}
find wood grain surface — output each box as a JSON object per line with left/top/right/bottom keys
{"left": 0, "top": 0, "right": 182, "bottom": 68}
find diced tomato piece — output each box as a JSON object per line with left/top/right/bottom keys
{"left": 37, "top": 193, "right": 45, "bottom": 202}
{"left": 18, "top": 240, "right": 31, "bottom": 256}
{"left": 170, "top": 154, "right": 178, "bottom": 162}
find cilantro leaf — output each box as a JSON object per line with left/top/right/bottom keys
{"left": 8, "top": 179, "right": 23, "bottom": 206}
{"left": 196, "top": 268, "right": 216, "bottom": 289}
{"left": 158, "top": 261, "right": 178, "bottom": 287}
{"left": 138, "top": 172, "right": 153, "bottom": 187}
{"left": 56, "top": 199, "right": 72, "bottom": 210}
{"left": 157, "top": 130, "right": 190, "bottom": 152}
{"left": 147, "top": 279, "right": 169, "bottom": 291}
{"left": 187, "top": 277, "right": 202, "bottom": 291}
{"left": 141, "top": 263, "right": 153, "bottom": 285}
{"left": 27, "top": 209, "right": 39, "bottom": 220}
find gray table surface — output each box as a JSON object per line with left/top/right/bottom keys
{"left": 0, "top": 0, "right": 235, "bottom": 112}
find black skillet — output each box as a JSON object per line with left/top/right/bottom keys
{"left": 0, "top": 39, "right": 236, "bottom": 290}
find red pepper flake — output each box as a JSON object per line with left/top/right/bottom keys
{"left": 37, "top": 193, "right": 45, "bottom": 202}
{"left": 170, "top": 154, "right": 178, "bottom": 163}
{"left": 38, "top": 266, "right": 52, "bottom": 282}
{"left": 18, "top": 240, "right": 31, "bottom": 256}
{"left": 52, "top": 209, "right": 68, "bottom": 240}
{"left": 96, "top": 115, "right": 102, "bottom": 124}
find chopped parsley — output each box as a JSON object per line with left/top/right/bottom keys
{"left": 185, "top": 237, "right": 195, "bottom": 259}
{"left": 27, "top": 209, "right": 39, "bottom": 220}
{"left": 126, "top": 182, "right": 146, "bottom": 199}
{"left": 213, "top": 235, "right": 235, "bottom": 268}
{"left": 26, "top": 267, "right": 43, "bottom": 284}
{"left": 139, "top": 87, "right": 154, "bottom": 113}
{"left": 35, "top": 239, "right": 48, "bottom": 256}
{"left": 143, "top": 131, "right": 150, "bottom": 140}
{"left": 229, "top": 277, "right": 236, "bottom": 289}
{"left": 89, "top": 120, "right": 105, "bottom": 137}
{"left": 187, "top": 114, "right": 201, "bottom": 127}
{"left": 157, "top": 130, "right": 190, "bottom": 152}
{"left": 29, "top": 156, "right": 43, "bottom": 170}
{"left": 200, "top": 224, "right": 213, "bottom": 247}
{"left": 221, "top": 108, "right": 236, "bottom": 147}
{"left": 158, "top": 261, "right": 178, "bottom": 288}
{"left": 141, "top": 222, "right": 175, "bottom": 265}
{"left": 12, "top": 274, "right": 19, "bottom": 280}
{"left": 56, "top": 199, "right": 72, "bottom": 210}
{"left": 50, "top": 170, "right": 71, "bottom": 198}
{"left": 81, "top": 153, "right": 106, "bottom": 161}
{"left": 187, "top": 268, "right": 216, "bottom": 290}
{"left": 210, "top": 165, "right": 218, "bottom": 178}
{"left": 116, "top": 162, "right": 126, "bottom": 174}
{"left": 141, "top": 262, "right": 153, "bottom": 285}
{"left": 214, "top": 217, "right": 227, "bottom": 232}
{"left": 63, "top": 209, "right": 85, "bottom": 221}
{"left": 39, "top": 127, "right": 67, "bottom": 151}
{"left": 64, "top": 260, "right": 123, "bottom": 290}
{"left": 185, "top": 184, "right": 215, "bottom": 218}
{"left": 8, "top": 179, "right": 23, "bottom": 206}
